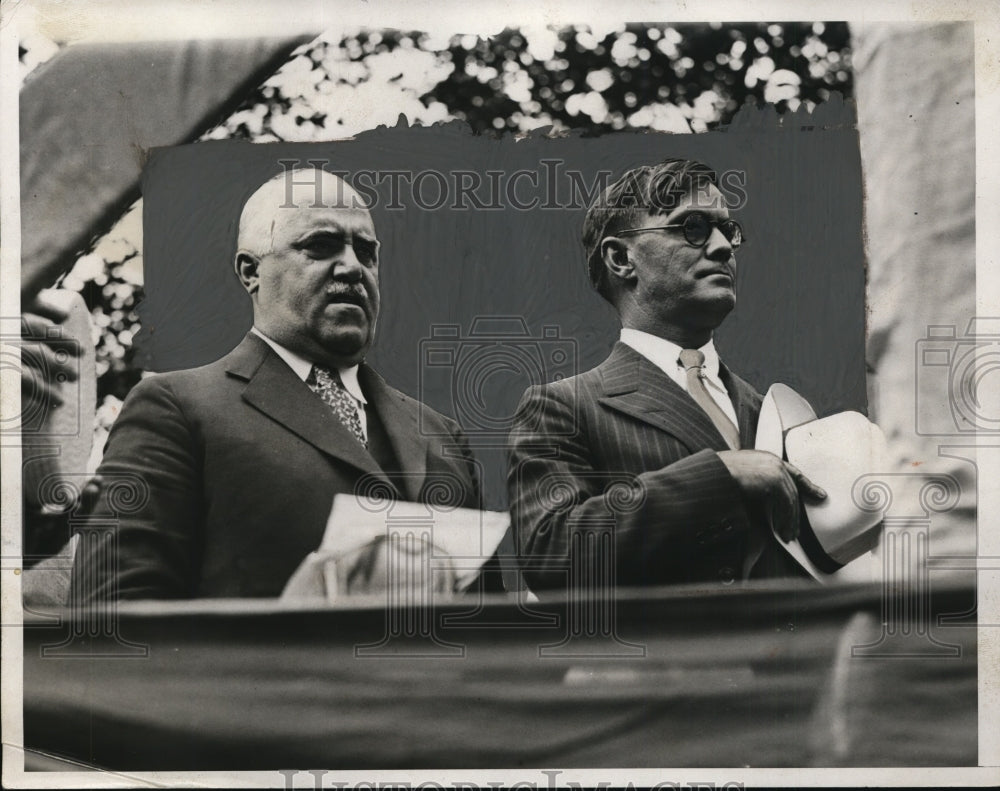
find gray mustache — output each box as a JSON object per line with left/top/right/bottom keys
{"left": 327, "top": 289, "right": 367, "bottom": 307}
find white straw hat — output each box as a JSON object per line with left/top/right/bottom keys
{"left": 756, "top": 384, "right": 887, "bottom": 581}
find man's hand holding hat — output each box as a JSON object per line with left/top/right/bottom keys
{"left": 754, "top": 384, "right": 888, "bottom": 581}
{"left": 717, "top": 450, "right": 828, "bottom": 544}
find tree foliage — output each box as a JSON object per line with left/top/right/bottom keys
{"left": 52, "top": 22, "right": 852, "bottom": 419}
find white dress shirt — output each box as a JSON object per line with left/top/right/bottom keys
{"left": 251, "top": 327, "right": 368, "bottom": 440}
{"left": 619, "top": 328, "right": 740, "bottom": 430}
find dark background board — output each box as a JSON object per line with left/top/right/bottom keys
{"left": 138, "top": 111, "right": 866, "bottom": 509}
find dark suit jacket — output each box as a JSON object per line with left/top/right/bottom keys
{"left": 72, "top": 333, "right": 480, "bottom": 601}
{"left": 507, "top": 342, "right": 809, "bottom": 592}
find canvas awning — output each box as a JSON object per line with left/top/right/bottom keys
{"left": 19, "top": 35, "right": 315, "bottom": 299}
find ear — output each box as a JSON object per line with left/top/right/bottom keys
{"left": 235, "top": 251, "right": 261, "bottom": 296}
{"left": 600, "top": 237, "right": 635, "bottom": 285}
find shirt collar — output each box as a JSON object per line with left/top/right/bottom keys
{"left": 619, "top": 328, "right": 724, "bottom": 387}
{"left": 251, "top": 327, "right": 367, "bottom": 405}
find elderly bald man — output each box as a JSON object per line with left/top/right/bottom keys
{"left": 72, "top": 168, "right": 481, "bottom": 601}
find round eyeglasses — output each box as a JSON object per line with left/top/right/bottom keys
{"left": 614, "top": 212, "right": 744, "bottom": 249}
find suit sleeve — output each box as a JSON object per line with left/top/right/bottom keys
{"left": 507, "top": 384, "right": 753, "bottom": 593}
{"left": 435, "top": 413, "right": 514, "bottom": 593}
{"left": 445, "top": 416, "right": 481, "bottom": 510}
{"left": 71, "top": 375, "right": 204, "bottom": 602}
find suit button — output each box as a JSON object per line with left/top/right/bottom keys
{"left": 718, "top": 566, "right": 735, "bottom": 584}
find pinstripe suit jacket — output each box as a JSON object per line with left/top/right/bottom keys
{"left": 507, "top": 342, "right": 808, "bottom": 592}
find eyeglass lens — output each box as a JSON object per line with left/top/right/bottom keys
{"left": 684, "top": 213, "right": 742, "bottom": 248}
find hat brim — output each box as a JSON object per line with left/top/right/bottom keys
{"left": 756, "top": 386, "right": 886, "bottom": 582}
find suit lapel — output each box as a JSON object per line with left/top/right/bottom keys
{"left": 597, "top": 343, "right": 732, "bottom": 453}
{"left": 359, "top": 365, "right": 429, "bottom": 501}
{"left": 226, "top": 334, "right": 395, "bottom": 490}
{"left": 719, "top": 362, "right": 762, "bottom": 449}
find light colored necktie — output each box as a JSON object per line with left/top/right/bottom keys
{"left": 678, "top": 349, "right": 741, "bottom": 450}
{"left": 307, "top": 365, "right": 367, "bottom": 448}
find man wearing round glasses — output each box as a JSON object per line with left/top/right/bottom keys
{"left": 507, "top": 158, "right": 825, "bottom": 593}
{"left": 71, "top": 168, "right": 485, "bottom": 601}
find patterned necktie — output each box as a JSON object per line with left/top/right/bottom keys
{"left": 678, "top": 348, "right": 741, "bottom": 450}
{"left": 307, "top": 365, "right": 367, "bottom": 448}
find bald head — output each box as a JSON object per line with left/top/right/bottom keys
{"left": 234, "top": 168, "right": 381, "bottom": 369}
{"left": 238, "top": 169, "right": 370, "bottom": 256}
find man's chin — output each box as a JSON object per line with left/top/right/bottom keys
{"left": 693, "top": 292, "right": 736, "bottom": 326}
{"left": 340, "top": 334, "right": 375, "bottom": 359}
{"left": 701, "top": 284, "right": 735, "bottom": 305}
{"left": 303, "top": 322, "right": 369, "bottom": 365}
